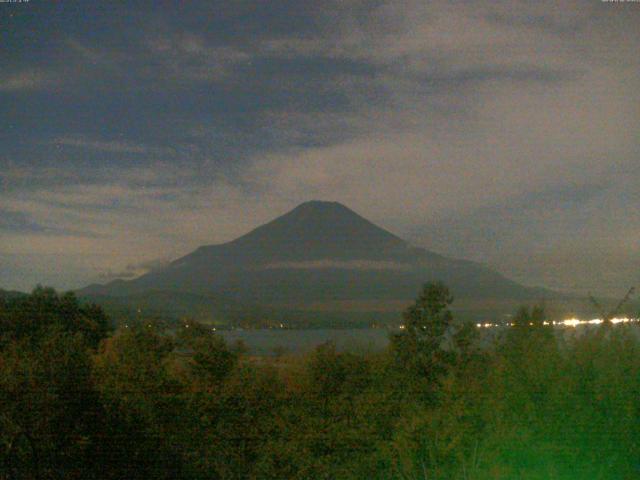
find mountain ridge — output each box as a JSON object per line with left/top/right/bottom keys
{"left": 78, "top": 201, "right": 559, "bottom": 322}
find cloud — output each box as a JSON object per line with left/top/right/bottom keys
{"left": 98, "top": 257, "right": 172, "bottom": 281}
{"left": 54, "top": 137, "right": 152, "bottom": 154}
{"left": 0, "top": 208, "right": 49, "bottom": 234}
{"left": 0, "top": 70, "right": 58, "bottom": 92}
{"left": 67, "top": 31, "right": 252, "bottom": 87}
{"left": 258, "top": 260, "right": 412, "bottom": 271}
{"left": 144, "top": 32, "right": 252, "bottom": 82}
{"left": 1, "top": 0, "right": 638, "bottom": 295}
{"left": 0, "top": 207, "right": 101, "bottom": 238}
{"left": 409, "top": 172, "right": 640, "bottom": 295}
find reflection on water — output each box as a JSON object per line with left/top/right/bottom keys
{"left": 474, "top": 316, "right": 638, "bottom": 328}
{"left": 219, "top": 318, "right": 640, "bottom": 356}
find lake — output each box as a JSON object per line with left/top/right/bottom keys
{"left": 218, "top": 321, "right": 640, "bottom": 356}
{"left": 219, "top": 328, "right": 391, "bottom": 356}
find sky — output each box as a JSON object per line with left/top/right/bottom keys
{"left": 0, "top": 0, "right": 638, "bottom": 296}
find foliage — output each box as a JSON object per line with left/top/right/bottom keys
{"left": 0, "top": 288, "right": 111, "bottom": 478}
{"left": 0, "top": 286, "right": 110, "bottom": 348}
{"left": 1, "top": 286, "right": 639, "bottom": 479}
{"left": 390, "top": 282, "right": 476, "bottom": 402}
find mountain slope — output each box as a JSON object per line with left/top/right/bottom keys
{"left": 79, "top": 201, "right": 557, "bottom": 321}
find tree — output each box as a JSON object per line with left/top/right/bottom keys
{"left": 92, "top": 326, "right": 182, "bottom": 479}
{"left": 0, "top": 329, "right": 101, "bottom": 479}
{"left": 390, "top": 282, "right": 460, "bottom": 387}
{"left": 0, "top": 288, "right": 111, "bottom": 478}
{"left": 175, "top": 321, "right": 237, "bottom": 386}
{"left": 0, "top": 286, "right": 110, "bottom": 348}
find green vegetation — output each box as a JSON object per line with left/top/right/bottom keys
{"left": 1, "top": 284, "right": 639, "bottom": 479}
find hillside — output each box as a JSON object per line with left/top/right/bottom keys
{"left": 79, "top": 201, "right": 559, "bottom": 324}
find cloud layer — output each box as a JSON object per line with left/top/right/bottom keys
{"left": 1, "top": 0, "right": 638, "bottom": 295}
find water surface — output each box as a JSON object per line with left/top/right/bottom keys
{"left": 220, "top": 328, "right": 390, "bottom": 355}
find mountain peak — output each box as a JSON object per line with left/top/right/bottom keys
{"left": 225, "top": 201, "right": 407, "bottom": 261}
{"left": 285, "top": 200, "right": 366, "bottom": 222}
{"left": 286, "top": 200, "right": 358, "bottom": 220}
{"left": 293, "top": 200, "right": 349, "bottom": 210}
